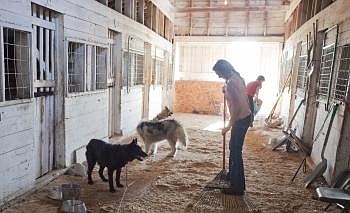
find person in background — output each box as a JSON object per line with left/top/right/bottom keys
{"left": 246, "top": 75, "right": 265, "bottom": 127}
{"left": 213, "top": 59, "right": 251, "bottom": 196}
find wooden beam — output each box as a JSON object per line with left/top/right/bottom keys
{"left": 136, "top": 0, "right": 144, "bottom": 24}
{"left": 175, "top": 35, "right": 285, "bottom": 43}
{"left": 225, "top": 11, "right": 229, "bottom": 36}
{"left": 207, "top": 0, "right": 211, "bottom": 36}
{"left": 176, "top": 5, "right": 289, "bottom": 13}
{"left": 115, "top": 0, "right": 122, "bottom": 13}
{"left": 245, "top": 0, "right": 249, "bottom": 36}
{"left": 144, "top": 0, "right": 152, "bottom": 29}
{"left": 189, "top": 0, "right": 192, "bottom": 36}
{"left": 124, "top": 0, "right": 134, "bottom": 19}
{"left": 263, "top": 0, "right": 267, "bottom": 36}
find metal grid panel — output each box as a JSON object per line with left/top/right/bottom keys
{"left": 152, "top": 58, "right": 163, "bottom": 85}
{"left": 122, "top": 51, "right": 144, "bottom": 87}
{"left": 334, "top": 44, "right": 350, "bottom": 101}
{"left": 135, "top": 53, "right": 144, "bottom": 85}
{"left": 122, "top": 51, "right": 128, "bottom": 87}
{"left": 318, "top": 43, "right": 336, "bottom": 99}
{"left": 68, "top": 42, "right": 85, "bottom": 93}
{"left": 3, "top": 28, "right": 30, "bottom": 101}
{"left": 296, "top": 43, "right": 308, "bottom": 92}
{"left": 167, "top": 58, "right": 173, "bottom": 87}
{"left": 96, "top": 47, "right": 107, "bottom": 89}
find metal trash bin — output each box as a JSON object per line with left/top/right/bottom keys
{"left": 61, "top": 200, "right": 87, "bottom": 213}
{"left": 61, "top": 184, "right": 81, "bottom": 201}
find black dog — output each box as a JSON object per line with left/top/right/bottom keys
{"left": 86, "top": 138, "right": 147, "bottom": 192}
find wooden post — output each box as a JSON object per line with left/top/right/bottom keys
{"left": 136, "top": 0, "right": 144, "bottom": 24}
{"left": 54, "top": 15, "right": 66, "bottom": 169}
{"left": 144, "top": 1, "right": 152, "bottom": 29}
{"left": 302, "top": 30, "right": 325, "bottom": 146}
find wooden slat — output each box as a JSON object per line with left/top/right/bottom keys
{"left": 50, "top": 30, "right": 55, "bottom": 83}
{"left": 34, "top": 80, "right": 55, "bottom": 88}
{"left": 45, "top": 28, "right": 50, "bottom": 84}
{"left": 0, "top": 27, "right": 4, "bottom": 101}
{"left": 32, "top": 17, "right": 56, "bottom": 30}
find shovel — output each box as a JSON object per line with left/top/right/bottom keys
{"left": 304, "top": 103, "right": 339, "bottom": 188}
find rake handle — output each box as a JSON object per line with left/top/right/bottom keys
{"left": 223, "top": 91, "right": 227, "bottom": 171}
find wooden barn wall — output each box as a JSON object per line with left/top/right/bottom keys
{"left": 0, "top": 0, "right": 173, "bottom": 204}
{"left": 282, "top": 0, "right": 350, "bottom": 183}
{"left": 0, "top": 102, "right": 35, "bottom": 202}
{"left": 174, "top": 80, "right": 224, "bottom": 114}
{"left": 120, "top": 87, "right": 144, "bottom": 135}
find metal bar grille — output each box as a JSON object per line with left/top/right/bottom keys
{"left": 3, "top": 28, "right": 30, "bottom": 101}
{"left": 96, "top": 47, "right": 107, "bottom": 89}
{"left": 68, "top": 42, "right": 85, "bottom": 93}
{"left": 135, "top": 53, "right": 144, "bottom": 85}
{"left": 318, "top": 43, "right": 336, "bottom": 99}
{"left": 296, "top": 43, "right": 308, "bottom": 92}
{"left": 122, "top": 51, "right": 144, "bottom": 87}
{"left": 167, "top": 58, "right": 173, "bottom": 87}
{"left": 152, "top": 58, "right": 163, "bottom": 85}
{"left": 334, "top": 44, "right": 350, "bottom": 101}
{"left": 32, "top": 3, "right": 56, "bottom": 95}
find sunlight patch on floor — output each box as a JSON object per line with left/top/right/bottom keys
{"left": 203, "top": 121, "right": 224, "bottom": 132}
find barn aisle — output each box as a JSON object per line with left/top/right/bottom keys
{"left": 2, "top": 113, "right": 325, "bottom": 213}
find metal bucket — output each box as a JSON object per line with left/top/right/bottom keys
{"left": 48, "top": 186, "right": 62, "bottom": 200}
{"left": 61, "top": 200, "right": 87, "bottom": 213}
{"left": 61, "top": 184, "right": 81, "bottom": 201}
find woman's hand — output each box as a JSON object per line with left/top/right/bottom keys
{"left": 221, "top": 126, "right": 231, "bottom": 135}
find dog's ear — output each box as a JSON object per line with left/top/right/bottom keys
{"left": 131, "top": 138, "right": 137, "bottom": 144}
{"left": 165, "top": 106, "right": 169, "bottom": 110}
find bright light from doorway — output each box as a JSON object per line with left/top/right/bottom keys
{"left": 227, "top": 42, "right": 280, "bottom": 117}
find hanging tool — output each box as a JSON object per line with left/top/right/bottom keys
{"left": 265, "top": 71, "right": 292, "bottom": 125}
{"left": 304, "top": 103, "right": 339, "bottom": 188}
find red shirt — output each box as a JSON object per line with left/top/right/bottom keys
{"left": 246, "top": 80, "right": 261, "bottom": 97}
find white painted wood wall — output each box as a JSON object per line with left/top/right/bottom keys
{"left": 149, "top": 86, "right": 163, "bottom": 119}
{"left": 0, "top": 0, "right": 174, "bottom": 204}
{"left": 0, "top": 102, "right": 35, "bottom": 202}
{"left": 282, "top": 0, "right": 350, "bottom": 183}
{"left": 120, "top": 87, "right": 143, "bottom": 135}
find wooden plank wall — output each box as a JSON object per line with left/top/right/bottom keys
{"left": 282, "top": 0, "right": 350, "bottom": 183}
{"left": 0, "top": 0, "right": 174, "bottom": 204}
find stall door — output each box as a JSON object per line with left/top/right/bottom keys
{"left": 108, "top": 30, "right": 122, "bottom": 137}
{"left": 32, "top": 3, "right": 56, "bottom": 177}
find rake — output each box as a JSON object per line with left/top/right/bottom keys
{"left": 205, "top": 87, "right": 229, "bottom": 189}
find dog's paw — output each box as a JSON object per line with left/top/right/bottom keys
{"left": 109, "top": 188, "right": 116, "bottom": 193}
{"left": 88, "top": 180, "right": 94, "bottom": 185}
{"left": 116, "top": 183, "right": 124, "bottom": 188}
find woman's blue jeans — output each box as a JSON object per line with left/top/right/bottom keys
{"left": 227, "top": 115, "right": 251, "bottom": 192}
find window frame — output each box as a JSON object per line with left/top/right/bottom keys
{"left": 0, "top": 25, "right": 32, "bottom": 104}
{"left": 317, "top": 25, "right": 339, "bottom": 110}
{"left": 122, "top": 49, "right": 144, "bottom": 89}
{"left": 66, "top": 39, "right": 108, "bottom": 97}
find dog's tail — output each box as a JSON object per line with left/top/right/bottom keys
{"left": 176, "top": 123, "right": 188, "bottom": 148}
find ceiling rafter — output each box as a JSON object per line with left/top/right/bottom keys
{"left": 207, "top": 0, "right": 211, "bottom": 36}
{"left": 189, "top": 0, "right": 193, "bottom": 35}
{"left": 245, "top": 0, "right": 249, "bottom": 36}
{"left": 176, "top": 5, "right": 289, "bottom": 13}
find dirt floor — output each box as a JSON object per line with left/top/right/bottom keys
{"left": 1, "top": 113, "right": 330, "bottom": 213}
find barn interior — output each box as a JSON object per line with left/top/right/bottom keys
{"left": 0, "top": 0, "right": 350, "bottom": 212}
